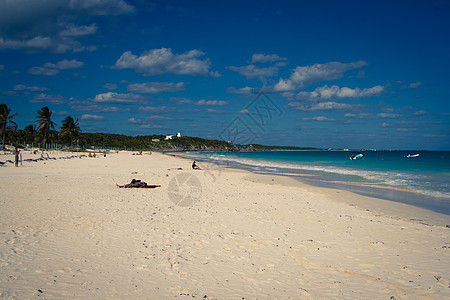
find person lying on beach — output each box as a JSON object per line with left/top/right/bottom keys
{"left": 192, "top": 161, "right": 201, "bottom": 170}
{"left": 116, "top": 179, "right": 161, "bottom": 189}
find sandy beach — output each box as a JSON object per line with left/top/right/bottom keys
{"left": 0, "top": 151, "right": 449, "bottom": 299}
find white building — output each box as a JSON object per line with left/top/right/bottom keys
{"left": 165, "top": 132, "right": 181, "bottom": 140}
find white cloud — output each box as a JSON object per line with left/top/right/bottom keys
{"left": 0, "top": 36, "right": 79, "bottom": 53}
{"left": 139, "top": 106, "right": 177, "bottom": 113}
{"left": 294, "top": 85, "right": 385, "bottom": 101}
{"left": 274, "top": 61, "right": 368, "bottom": 92}
{"left": 0, "top": 0, "right": 133, "bottom": 29}
{"left": 45, "top": 59, "right": 84, "bottom": 69}
{"left": 28, "top": 66, "right": 60, "bottom": 76}
{"left": 128, "top": 116, "right": 173, "bottom": 124}
{"left": 145, "top": 115, "right": 173, "bottom": 121}
{"left": 127, "top": 117, "right": 142, "bottom": 124}
{"left": 0, "top": 0, "right": 133, "bottom": 53}
{"left": 0, "top": 89, "right": 17, "bottom": 96}
{"left": 102, "top": 83, "right": 117, "bottom": 90}
{"left": 14, "top": 84, "right": 49, "bottom": 91}
{"left": 288, "top": 101, "right": 354, "bottom": 111}
{"left": 385, "top": 120, "right": 444, "bottom": 128}
{"left": 59, "top": 23, "right": 98, "bottom": 37}
{"left": 29, "top": 93, "right": 67, "bottom": 105}
{"left": 414, "top": 110, "right": 429, "bottom": 116}
{"left": 114, "top": 48, "right": 219, "bottom": 77}
{"left": 227, "top": 65, "right": 278, "bottom": 80}
{"left": 345, "top": 113, "right": 403, "bottom": 119}
{"left": 171, "top": 97, "right": 228, "bottom": 106}
{"left": 93, "top": 92, "right": 147, "bottom": 104}
{"left": 226, "top": 86, "right": 255, "bottom": 95}
{"left": 251, "top": 53, "right": 287, "bottom": 64}
{"left": 29, "top": 59, "right": 84, "bottom": 75}
{"left": 203, "top": 108, "right": 227, "bottom": 114}
{"left": 300, "top": 116, "right": 335, "bottom": 122}
{"left": 53, "top": 110, "right": 71, "bottom": 116}
{"left": 127, "top": 82, "right": 185, "bottom": 94}
{"left": 81, "top": 114, "right": 105, "bottom": 121}
{"left": 68, "top": 0, "right": 134, "bottom": 15}
{"left": 170, "top": 97, "right": 192, "bottom": 105}
{"left": 139, "top": 124, "right": 164, "bottom": 129}
{"left": 195, "top": 99, "right": 227, "bottom": 106}
{"left": 71, "top": 103, "right": 128, "bottom": 113}
{"left": 381, "top": 105, "right": 395, "bottom": 112}
{"left": 408, "top": 81, "right": 422, "bottom": 89}
{"left": 377, "top": 113, "right": 402, "bottom": 118}
{"left": 344, "top": 113, "right": 372, "bottom": 119}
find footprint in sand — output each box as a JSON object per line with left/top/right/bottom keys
{"left": 167, "top": 173, "right": 202, "bottom": 207}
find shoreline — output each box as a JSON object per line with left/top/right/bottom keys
{"left": 1, "top": 151, "right": 449, "bottom": 299}
{"left": 175, "top": 153, "right": 450, "bottom": 227}
{"left": 5, "top": 149, "right": 447, "bottom": 224}
{"left": 3, "top": 149, "right": 449, "bottom": 224}
{"left": 175, "top": 151, "right": 450, "bottom": 217}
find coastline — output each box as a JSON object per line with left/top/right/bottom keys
{"left": 184, "top": 154, "right": 450, "bottom": 227}
{"left": 175, "top": 151, "right": 450, "bottom": 217}
{"left": 1, "top": 151, "right": 449, "bottom": 299}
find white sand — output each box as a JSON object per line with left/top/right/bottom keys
{"left": 0, "top": 151, "right": 449, "bottom": 299}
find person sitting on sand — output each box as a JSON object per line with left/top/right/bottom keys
{"left": 192, "top": 161, "right": 201, "bottom": 170}
{"left": 116, "top": 179, "right": 161, "bottom": 189}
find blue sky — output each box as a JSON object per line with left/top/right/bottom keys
{"left": 1, "top": 0, "right": 449, "bottom": 150}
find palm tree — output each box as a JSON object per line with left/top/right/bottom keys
{"left": 36, "top": 106, "right": 56, "bottom": 149}
{"left": 0, "top": 104, "right": 18, "bottom": 149}
{"left": 60, "top": 116, "right": 81, "bottom": 148}
{"left": 24, "top": 124, "right": 36, "bottom": 144}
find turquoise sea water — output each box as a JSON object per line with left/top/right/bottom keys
{"left": 180, "top": 150, "right": 450, "bottom": 215}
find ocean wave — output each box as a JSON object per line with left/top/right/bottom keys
{"left": 185, "top": 152, "right": 450, "bottom": 199}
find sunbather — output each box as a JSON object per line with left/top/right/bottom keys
{"left": 116, "top": 179, "right": 161, "bottom": 189}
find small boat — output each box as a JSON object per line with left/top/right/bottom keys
{"left": 350, "top": 153, "right": 363, "bottom": 160}
{"left": 405, "top": 154, "right": 420, "bottom": 158}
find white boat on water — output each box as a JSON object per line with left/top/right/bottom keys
{"left": 406, "top": 154, "right": 420, "bottom": 158}
{"left": 350, "top": 153, "right": 363, "bottom": 160}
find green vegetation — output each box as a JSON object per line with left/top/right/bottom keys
{"left": 0, "top": 104, "right": 18, "bottom": 149}
{"left": 36, "top": 106, "right": 56, "bottom": 149}
{"left": 5, "top": 130, "right": 321, "bottom": 152}
{"left": 60, "top": 116, "right": 80, "bottom": 148}
{"left": 1, "top": 104, "right": 321, "bottom": 151}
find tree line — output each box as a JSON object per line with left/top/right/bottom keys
{"left": 1, "top": 104, "right": 80, "bottom": 150}
{"left": 0, "top": 103, "right": 234, "bottom": 151}
{"left": 1, "top": 103, "right": 319, "bottom": 151}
